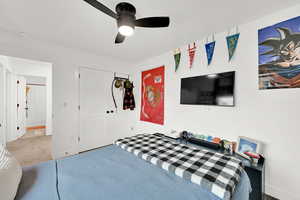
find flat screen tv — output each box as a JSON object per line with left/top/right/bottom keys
{"left": 180, "top": 71, "right": 235, "bottom": 106}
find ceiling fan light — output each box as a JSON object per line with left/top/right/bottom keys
{"left": 118, "top": 25, "right": 134, "bottom": 36}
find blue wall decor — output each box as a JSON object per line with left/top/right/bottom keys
{"left": 205, "top": 41, "right": 216, "bottom": 66}
{"left": 226, "top": 33, "right": 240, "bottom": 61}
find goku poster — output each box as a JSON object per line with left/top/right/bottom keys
{"left": 259, "top": 16, "right": 300, "bottom": 89}
{"left": 140, "top": 66, "right": 164, "bottom": 125}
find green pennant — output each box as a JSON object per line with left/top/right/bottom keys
{"left": 174, "top": 48, "right": 181, "bottom": 72}
{"left": 226, "top": 33, "right": 240, "bottom": 61}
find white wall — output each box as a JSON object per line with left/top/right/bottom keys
{"left": 132, "top": 5, "right": 300, "bottom": 200}
{"left": 7, "top": 57, "right": 52, "bottom": 135}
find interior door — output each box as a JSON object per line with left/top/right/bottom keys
{"left": 26, "top": 84, "right": 47, "bottom": 127}
{"left": 79, "top": 67, "right": 114, "bottom": 152}
{"left": 16, "top": 76, "right": 27, "bottom": 138}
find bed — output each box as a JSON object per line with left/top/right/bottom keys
{"left": 15, "top": 139, "right": 251, "bottom": 200}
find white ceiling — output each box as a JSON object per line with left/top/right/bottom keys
{"left": 0, "top": 0, "right": 298, "bottom": 63}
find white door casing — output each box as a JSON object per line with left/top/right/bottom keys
{"left": 0, "top": 66, "right": 5, "bottom": 145}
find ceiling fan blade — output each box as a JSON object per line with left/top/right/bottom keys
{"left": 83, "top": 0, "right": 118, "bottom": 19}
{"left": 115, "top": 33, "right": 125, "bottom": 44}
{"left": 135, "top": 17, "right": 170, "bottom": 28}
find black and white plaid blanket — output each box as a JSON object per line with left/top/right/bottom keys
{"left": 115, "top": 134, "right": 243, "bottom": 200}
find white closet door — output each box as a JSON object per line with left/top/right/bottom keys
{"left": 79, "top": 68, "right": 114, "bottom": 152}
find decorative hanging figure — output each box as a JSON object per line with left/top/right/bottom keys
{"left": 123, "top": 80, "right": 136, "bottom": 110}
{"left": 226, "top": 29, "right": 240, "bottom": 61}
{"left": 188, "top": 43, "right": 197, "bottom": 69}
{"left": 174, "top": 48, "right": 181, "bottom": 72}
{"left": 205, "top": 35, "right": 216, "bottom": 66}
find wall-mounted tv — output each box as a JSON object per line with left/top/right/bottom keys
{"left": 180, "top": 71, "right": 235, "bottom": 106}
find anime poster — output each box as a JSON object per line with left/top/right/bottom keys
{"left": 259, "top": 16, "right": 300, "bottom": 89}
{"left": 140, "top": 66, "right": 164, "bottom": 125}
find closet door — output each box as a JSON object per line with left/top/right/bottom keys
{"left": 79, "top": 68, "right": 114, "bottom": 152}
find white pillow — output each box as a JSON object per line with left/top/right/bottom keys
{"left": 0, "top": 145, "right": 22, "bottom": 200}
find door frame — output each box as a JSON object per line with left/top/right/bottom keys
{"left": 0, "top": 65, "right": 5, "bottom": 145}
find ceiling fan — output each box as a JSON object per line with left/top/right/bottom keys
{"left": 83, "top": 0, "right": 170, "bottom": 44}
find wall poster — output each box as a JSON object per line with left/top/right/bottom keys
{"left": 259, "top": 16, "right": 300, "bottom": 89}
{"left": 140, "top": 66, "right": 165, "bottom": 125}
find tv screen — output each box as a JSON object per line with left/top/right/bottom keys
{"left": 180, "top": 71, "right": 235, "bottom": 106}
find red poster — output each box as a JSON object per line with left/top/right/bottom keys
{"left": 140, "top": 66, "right": 165, "bottom": 125}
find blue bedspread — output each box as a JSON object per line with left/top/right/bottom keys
{"left": 16, "top": 145, "right": 251, "bottom": 200}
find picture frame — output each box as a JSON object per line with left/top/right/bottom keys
{"left": 236, "top": 136, "right": 262, "bottom": 159}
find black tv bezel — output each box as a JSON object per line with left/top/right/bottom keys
{"left": 180, "top": 71, "right": 236, "bottom": 107}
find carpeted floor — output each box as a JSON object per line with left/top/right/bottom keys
{"left": 6, "top": 131, "right": 52, "bottom": 167}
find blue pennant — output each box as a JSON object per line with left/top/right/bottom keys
{"left": 205, "top": 41, "right": 216, "bottom": 66}
{"left": 226, "top": 33, "right": 240, "bottom": 61}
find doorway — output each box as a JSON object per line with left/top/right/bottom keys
{"left": 24, "top": 75, "right": 47, "bottom": 138}
{"left": 0, "top": 55, "right": 53, "bottom": 166}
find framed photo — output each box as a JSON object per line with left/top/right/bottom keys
{"left": 236, "top": 136, "right": 262, "bottom": 159}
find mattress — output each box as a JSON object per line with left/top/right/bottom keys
{"left": 16, "top": 145, "right": 251, "bottom": 200}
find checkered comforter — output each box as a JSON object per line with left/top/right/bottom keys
{"left": 115, "top": 134, "right": 243, "bottom": 200}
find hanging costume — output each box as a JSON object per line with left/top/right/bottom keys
{"left": 123, "top": 81, "right": 136, "bottom": 110}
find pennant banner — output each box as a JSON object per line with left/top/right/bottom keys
{"left": 226, "top": 33, "right": 240, "bottom": 61}
{"left": 205, "top": 41, "right": 216, "bottom": 65}
{"left": 188, "top": 43, "right": 197, "bottom": 68}
{"left": 174, "top": 48, "right": 181, "bottom": 72}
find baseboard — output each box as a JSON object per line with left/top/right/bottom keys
{"left": 266, "top": 184, "right": 299, "bottom": 200}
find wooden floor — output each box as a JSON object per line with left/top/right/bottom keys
{"left": 6, "top": 130, "right": 52, "bottom": 167}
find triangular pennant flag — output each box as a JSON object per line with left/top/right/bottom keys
{"left": 226, "top": 33, "right": 240, "bottom": 61}
{"left": 174, "top": 48, "right": 181, "bottom": 72}
{"left": 205, "top": 41, "right": 216, "bottom": 65}
{"left": 188, "top": 43, "right": 197, "bottom": 68}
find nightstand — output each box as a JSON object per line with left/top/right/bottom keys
{"left": 235, "top": 154, "right": 265, "bottom": 200}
